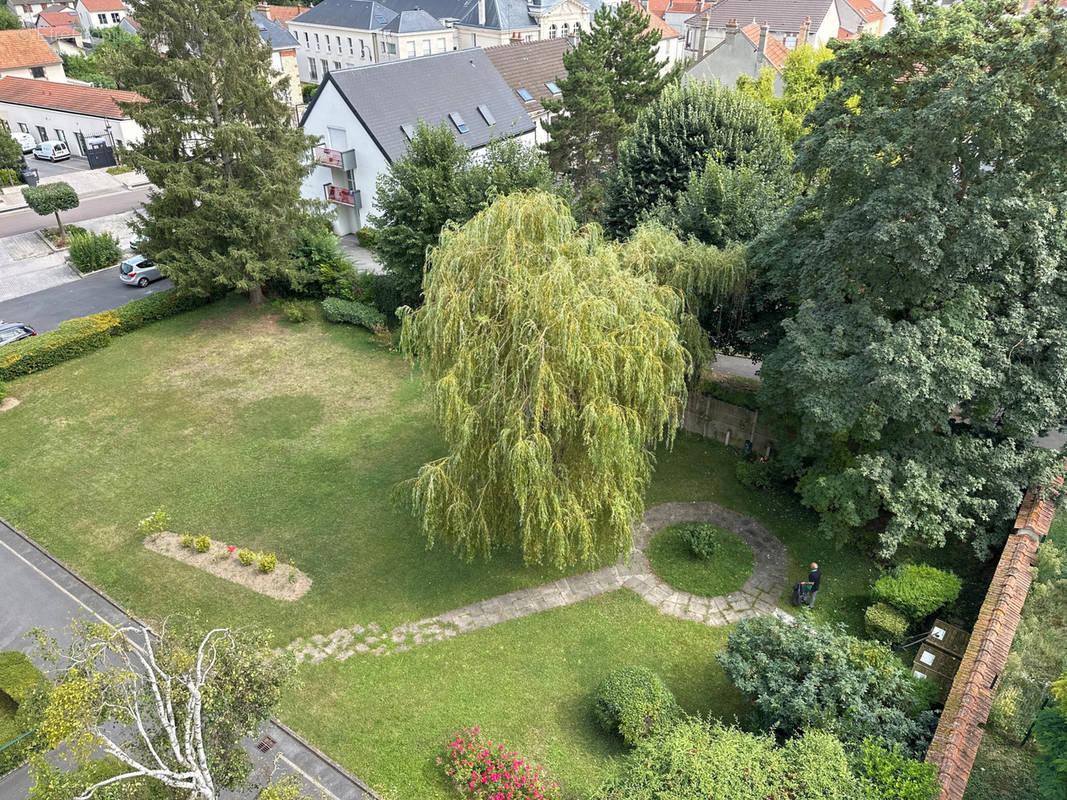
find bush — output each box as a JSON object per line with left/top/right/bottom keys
{"left": 370, "top": 272, "right": 403, "bottom": 320}
{"left": 193, "top": 535, "right": 211, "bottom": 553}
{"left": 0, "top": 651, "right": 45, "bottom": 706}
{"left": 355, "top": 226, "right": 378, "bottom": 249}
{"left": 0, "top": 168, "right": 17, "bottom": 188}
{"left": 676, "top": 522, "right": 720, "bottom": 560}
{"left": 0, "top": 651, "right": 47, "bottom": 776}
{"left": 0, "top": 312, "right": 117, "bottom": 381}
{"left": 442, "top": 727, "right": 560, "bottom": 800}
{"left": 259, "top": 553, "right": 278, "bottom": 574}
{"left": 321, "top": 296, "right": 385, "bottom": 330}
{"left": 105, "top": 165, "right": 133, "bottom": 175}
{"left": 735, "top": 459, "right": 773, "bottom": 490}
{"left": 593, "top": 666, "right": 679, "bottom": 745}
{"left": 301, "top": 82, "right": 317, "bottom": 103}
{"left": 136, "top": 508, "right": 169, "bottom": 536}
{"left": 238, "top": 547, "right": 256, "bottom": 566}
{"left": 281, "top": 301, "right": 308, "bottom": 323}
{"left": 865, "top": 602, "right": 909, "bottom": 643}
{"left": 69, "top": 230, "right": 121, "bottom": 273}
{"left": 873, "top": 564, "right": 962, "bottom": 621}
{"left": 111, "top": 289, "right": 214, "bottom": 335}
{"left": 179, "top": 534, "right": 194, "bottom": 548}
{"left": 854, "top": 738, "right": 939, "bottom": 800}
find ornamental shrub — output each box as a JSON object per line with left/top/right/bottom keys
{"left": 136, "top": 508, "right": 169, "bottom": 536}
{"left": 238, "top": 548, "right": 256, "bottom": 566}
{"left": 193, "top": 535, "right": 211, "bottom": 553}
{"left": 259, "top": 553, "right": 277, "bottom": 574}
{"left": 111, "top": 289, "right": 215, "bottom": 335}
{"left": 356, "top": 226, "right": 378, "bottom": 249}
{"left": 677, "top": 523, "right": 720, "bottom": 560}
{"left": 321, "top": 296, "right": 385, "bottom": 330}
{"left": 873, "top": 564, "right": 962, "bottom": 621}
{"left": 281, "top": 301, "right": 308, "bottom": 323}
{"left": 0, "top": 312, "right": 117, "bottom": 381}
{"left": 735, "top": 459, "right": 773, "bottom": 490}
{"left": 865, "top": 602, "right": 909, "bottom": 643}
{"left": 593, "top": 666, "right": 679, "bottom": 745}
{"left": 854, "top": 738, "right": 939, "bottom": 800}
{"left": 441, "top": 727, "right": 560, "bottom": 800}
{"left": 68, "top": 231, "right": 121, "bottom": 273}
{"left": 180, "top": 534, "right": 194, "bottom": 548}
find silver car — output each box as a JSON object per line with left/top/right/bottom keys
{"left": 119, "top": 254, "right": 162, "bottom": 288}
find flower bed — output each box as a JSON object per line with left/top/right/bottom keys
{"left": 441, "top": 727, "right": 560, "bottom": 800}
{"left": 143, "top": 532, "right": 311, "bottom": 601}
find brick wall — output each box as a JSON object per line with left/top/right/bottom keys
{"left": 924, "top": 480, "right": 1061, "bottom": 799}
{"left": 682, "top": 393, "right": 775, "bottom": 455}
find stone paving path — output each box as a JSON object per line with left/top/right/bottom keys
{"left": 286, "top": 502, "right": 793, "bottom": 665}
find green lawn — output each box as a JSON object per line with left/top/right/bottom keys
{"left": 646, "top": 523, "right": 753, "bottom": 598}
{"left": 0, "top": 300, "right": 964, "bottom": 797}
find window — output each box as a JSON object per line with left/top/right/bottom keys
{"left": 54, "top": 129, "right": 67, "bottom": 144}
{"left": 308, "top": 58, "right": 318, "bottom": 80}
{"left": 380, "top": 40, "right": 386, "bottom": 53}
{"left": 477, "top": 104, "right": 495, "bottom": 125}
{"left": 18, "top": 123, "right": 29, "bottom": 133}
{"left": 406, "top": 41, "right": 415, "bottom": 57}
{"left": 422, "top": 39, "right": 430, "bottom": 55}
{"left": 545, "top": 81, "right": 561, "bottom": 94}
{"left": 516, "top": 87, "right": 533, "bottom": 102}
{"left": 31, "top": 66, "right": 45, "bottom": 78}
{"left": 347, "top": 36, "right": 353, "bottom": 54}
{"left": 97, "top": 12, "right": 106, "bottom": 23}
{"left": 449, "top": 112, "right": 468, "bottom": 133}
{"left": 321, "top": 58, "right": 329, "bottom": 75}
{"left": 437, "top": 36, "right": 446, "bottom": 51}
{"left": 314, "top": 33, "right": 320, "bottom": 49}
{"left": 325, "top": 33, "right": 330, "bottom": 50}
{"left": 36, "top": 125, "right": 47, "bottom": 141}
{"left": 360, "top": 39, "right": 366, "bottom": 58}
{"left": 336, "top": 35, "right": 341, "bottom": 50}
{"left": 387, "top": 42, "right": 396, "bottom": 54}
{"left": 549, "top": 23, "right": 557, "bottom": 37}
{"left": 334, "top": 61, "right": 341, "bottom": 70}
{"left": 303, "top": 31, "right": 309, "bottom": 45}
{"left": 400, "top": 123, "right": 415, "bottom": 141}
{"left": 110, "top": 11, "right": 119, "bottom": 22}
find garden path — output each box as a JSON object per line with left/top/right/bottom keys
{"left": 286, "top": 502, "right": 793, "bottom": 664}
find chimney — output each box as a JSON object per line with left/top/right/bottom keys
{"left": 255, "top": 0, "right": 269, "bottom": 15}
{"left": 477, "top": 0, "right": 486, "bottom": 25}
{"left": 724, "top": 17, "right": 738, "bottom": 45}
{"left": 757, "top": 20, "right": 769, "bottom": 58}
{"left": 698, "top": 7, "right": 710, "bottom": 56}
{"left": 798, "top": 15, "right": 810, "bottom": 46}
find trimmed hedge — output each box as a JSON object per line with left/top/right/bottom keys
{"left": 0, "top": 651, "right": 47, "bottom": 777}
{"left": 0, "top": 652, "right": 44, "bottom": 705}
{"left": 322, "top": 296, "right": 385, "bottom": 330}
{"left": 864, "top": 602, "right": 909, "bottom": 643}
{"left": 0, "top": 290, "right": 215, "bottom": 381}
{"left": 873, "top": 564, "right": 962, "bottom": 621}
{"left": 593, "top": 666, "right": 679, "bottom": 746}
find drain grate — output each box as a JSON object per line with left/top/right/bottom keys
{"left": 255, "top": 735, "right": 277, "bottom": 754}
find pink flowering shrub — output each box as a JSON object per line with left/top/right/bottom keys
{"left": 440, "top": 727, "right": 561, "bottom": 800}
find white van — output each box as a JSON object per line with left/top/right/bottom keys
{"left": 33, "top": 140, "right": 70, "bottom": 162}
{"left": 11, "top": 131, "right": 35, "bottom": 154}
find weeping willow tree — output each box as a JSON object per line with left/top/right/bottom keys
{"left": 399, "top": 192, "right": 689, "bottom": 569}
{"left": 621, "top": 222, "right": 751, "bottom": 369}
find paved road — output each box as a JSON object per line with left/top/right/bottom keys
{"left": 0, "top": 187, "right": 152, "bottom": 237}
{"left": 0, "top": 519, "right": 376, "bottom": 799}
{"left": 0, "top": 269, "right": 173, "bottom": 332}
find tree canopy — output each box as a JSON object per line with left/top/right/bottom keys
{"left": 737, "top": 44, "right": 836, "bottom": 144}
{"left": 22, "top": 183, "right": 79, "bottom": 236}
{"left": 747, "top": 0, "right": 1067, "bottom": 557}
{"left": 369, "top": 123, "right": 557, "bottom": 308}
{"left": 0, "top": 130, "right": 22, "bottom": 171}
{"left": 542, "top": 1, "right": 674, "bottom": 218}
{"left": 0, "top": 5, "right": 20, "bottom": 29}
{"left": 600, "top": 81, "right": 793, "bottom": 242}
{"left": 1036, "top": 672, "right": 1067, "bottom": 800}
{"left": 115, "top": 0, "right": 317, "bottom": 301}
{"left": 399, "top": 192, "right": 688, "bottom": 569}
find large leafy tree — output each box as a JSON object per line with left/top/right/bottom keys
{"left": 542, "top": 1, "right": 673, "bottom": 217}
{"left": 0, "top": 6, "right": 20, "bottom": 28}
{"left": 115, "top": 0, "right": 317, "bottom": 302}
{"left": 748, "top": 0, "right": 1067, "bottom": 557}
{"left": 1036, "top": 672, "right": 1067, "bottom": 800}
{"left": 0, "top": 130, "right": 23, "bottom": 171}
{"left": 737, "top": 44, "right": 836, "bottom": 144}
{"left": 29, "top": 621, "right": 291, "bottom": 800}
{"left": 717, "top": 617, "right": 934, "bottom": 755}
{"left": 399, "top": 192, "right": 688, "bottom": 569}
{"left": 369, "top": 123, "right": 557, "bottom": 308}
{"left": 600, "top": 81, "right": 793, "bottom": 242}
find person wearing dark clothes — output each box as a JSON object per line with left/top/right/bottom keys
{"left": 807, "top": 562, "right": 821, "bottom": 609}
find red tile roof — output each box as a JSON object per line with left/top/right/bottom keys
{"left": 0, "top": 29, "right": 62, "bottom": 70}
{"left": 265, "top": 4, "right": 306, "bottom": 25}
{"left": 0, "top": 76, "right": 144, "bottom": 118}
{"left": 739, "top": 22, "right": 788, "bottom": 68}
{"left": 840, "top": 0, "right": 884, "bottom": 21}
{"left": 648, "top": 0, "right": 707, "bottom": 15}
{"left": 78, "top": 0, "right": 125, "bottom": 11}
{"left": 37, "top": 25, "right": 79, "bottom": 40}
{"left": 37, "top": 9, "right": 79, "bottom": 26}
{"left": 631, "top": 0, "right": 680, "bottom": 39}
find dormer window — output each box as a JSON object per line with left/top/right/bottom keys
{"left": 449, "top": 112, "right": 468, "bottom": 133}
{"left": 477, "top": 104, "right": 495, "bottom": 125}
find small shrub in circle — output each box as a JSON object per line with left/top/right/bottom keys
{"left": 193, "top": 535, "right": 211, "bottom": 553}
{"left": 179, "top": 533, "right": 194, "bottom": 548}
{"left": 259, "top": 552, "right": 278, "bottom": 574}
{"left": 678, "top": 522, "right": 720, "bottom": 560}
{"left": 238, "top": 547, "right": 256, "bottom": 566}
{"left": 441, "top": 727, "right": 560, "bottom": 800}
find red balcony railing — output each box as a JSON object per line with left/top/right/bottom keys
{"left": 325, "top": 184, "right": 359, "bottom": 207}
{"left": 314, "top": 145, "right": 344, "bottom": 168}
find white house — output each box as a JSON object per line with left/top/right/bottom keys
{"left": 75, "top": 0, "right": 128, "bottom": 33}
{"left": 0, "top": 77, "right": 143, "bottom": 154}
{"left": 6, "top": 0, "right": 75, "bottom": 25}
{"left": 0, "top": 29, "right": 67, "bottom": 83}
{"left": 299, "top": 47, "right": 536, "bottom": 235}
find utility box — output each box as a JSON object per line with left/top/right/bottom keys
{"left": 911, "top": 619, "right": 970, "bottom": 701}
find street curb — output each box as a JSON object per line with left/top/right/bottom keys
{"left": 269, "top": 720, "right": 380, "bottom": 800}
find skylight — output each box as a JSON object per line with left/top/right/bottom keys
{"left": 400, "top": 123, "right": 415, "bottom": 141}
{"left": 516, "top": 88, "right": 534, "bottom": 102}
{"left": 449, "top": 112, "right": 469, "bottom": 134}
{"left": 477, "top": 104, "right": 495, "bottom": 125}
{"left": 545, "top": 81, "right": 561, "bottom": 95}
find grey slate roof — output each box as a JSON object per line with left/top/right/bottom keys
{"left": 380, "top": 8, "right": 446, "bottom": 31}
{"left": 685, "top": 0, "right": 835, "bottom": 31}
{"left": 291, "top": 0, "right": 399, "bottom": 30}
{"left": 251, "top": 10, "right": 300, "bottom": 49}
{"left": 305, "top": 48, "right": 535, "bottom": 162}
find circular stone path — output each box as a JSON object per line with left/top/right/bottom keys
{"left": 285, "top": 502, "right": 792, "bottom": 665}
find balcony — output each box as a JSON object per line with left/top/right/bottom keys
{"left": 314, "top": 145, "right": 357, "bottom": 171}
{"left": 325, "top": 184, "right": 361, "bottom": 208}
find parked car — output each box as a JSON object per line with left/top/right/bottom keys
{"left": 11, "top": 131, "right": 35, "bottom": 154}
{"left": 0, "top": 322, "right": 36, "bottom": 347}
{"left": 118, "top": 254, "right": 162, "bottom": 287}
{"left": 32, "top": 140, "right": 70, "bottom": 162}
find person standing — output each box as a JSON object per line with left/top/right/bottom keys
{"left": 807, "top": 562, "right": 821, "bottom": 609}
